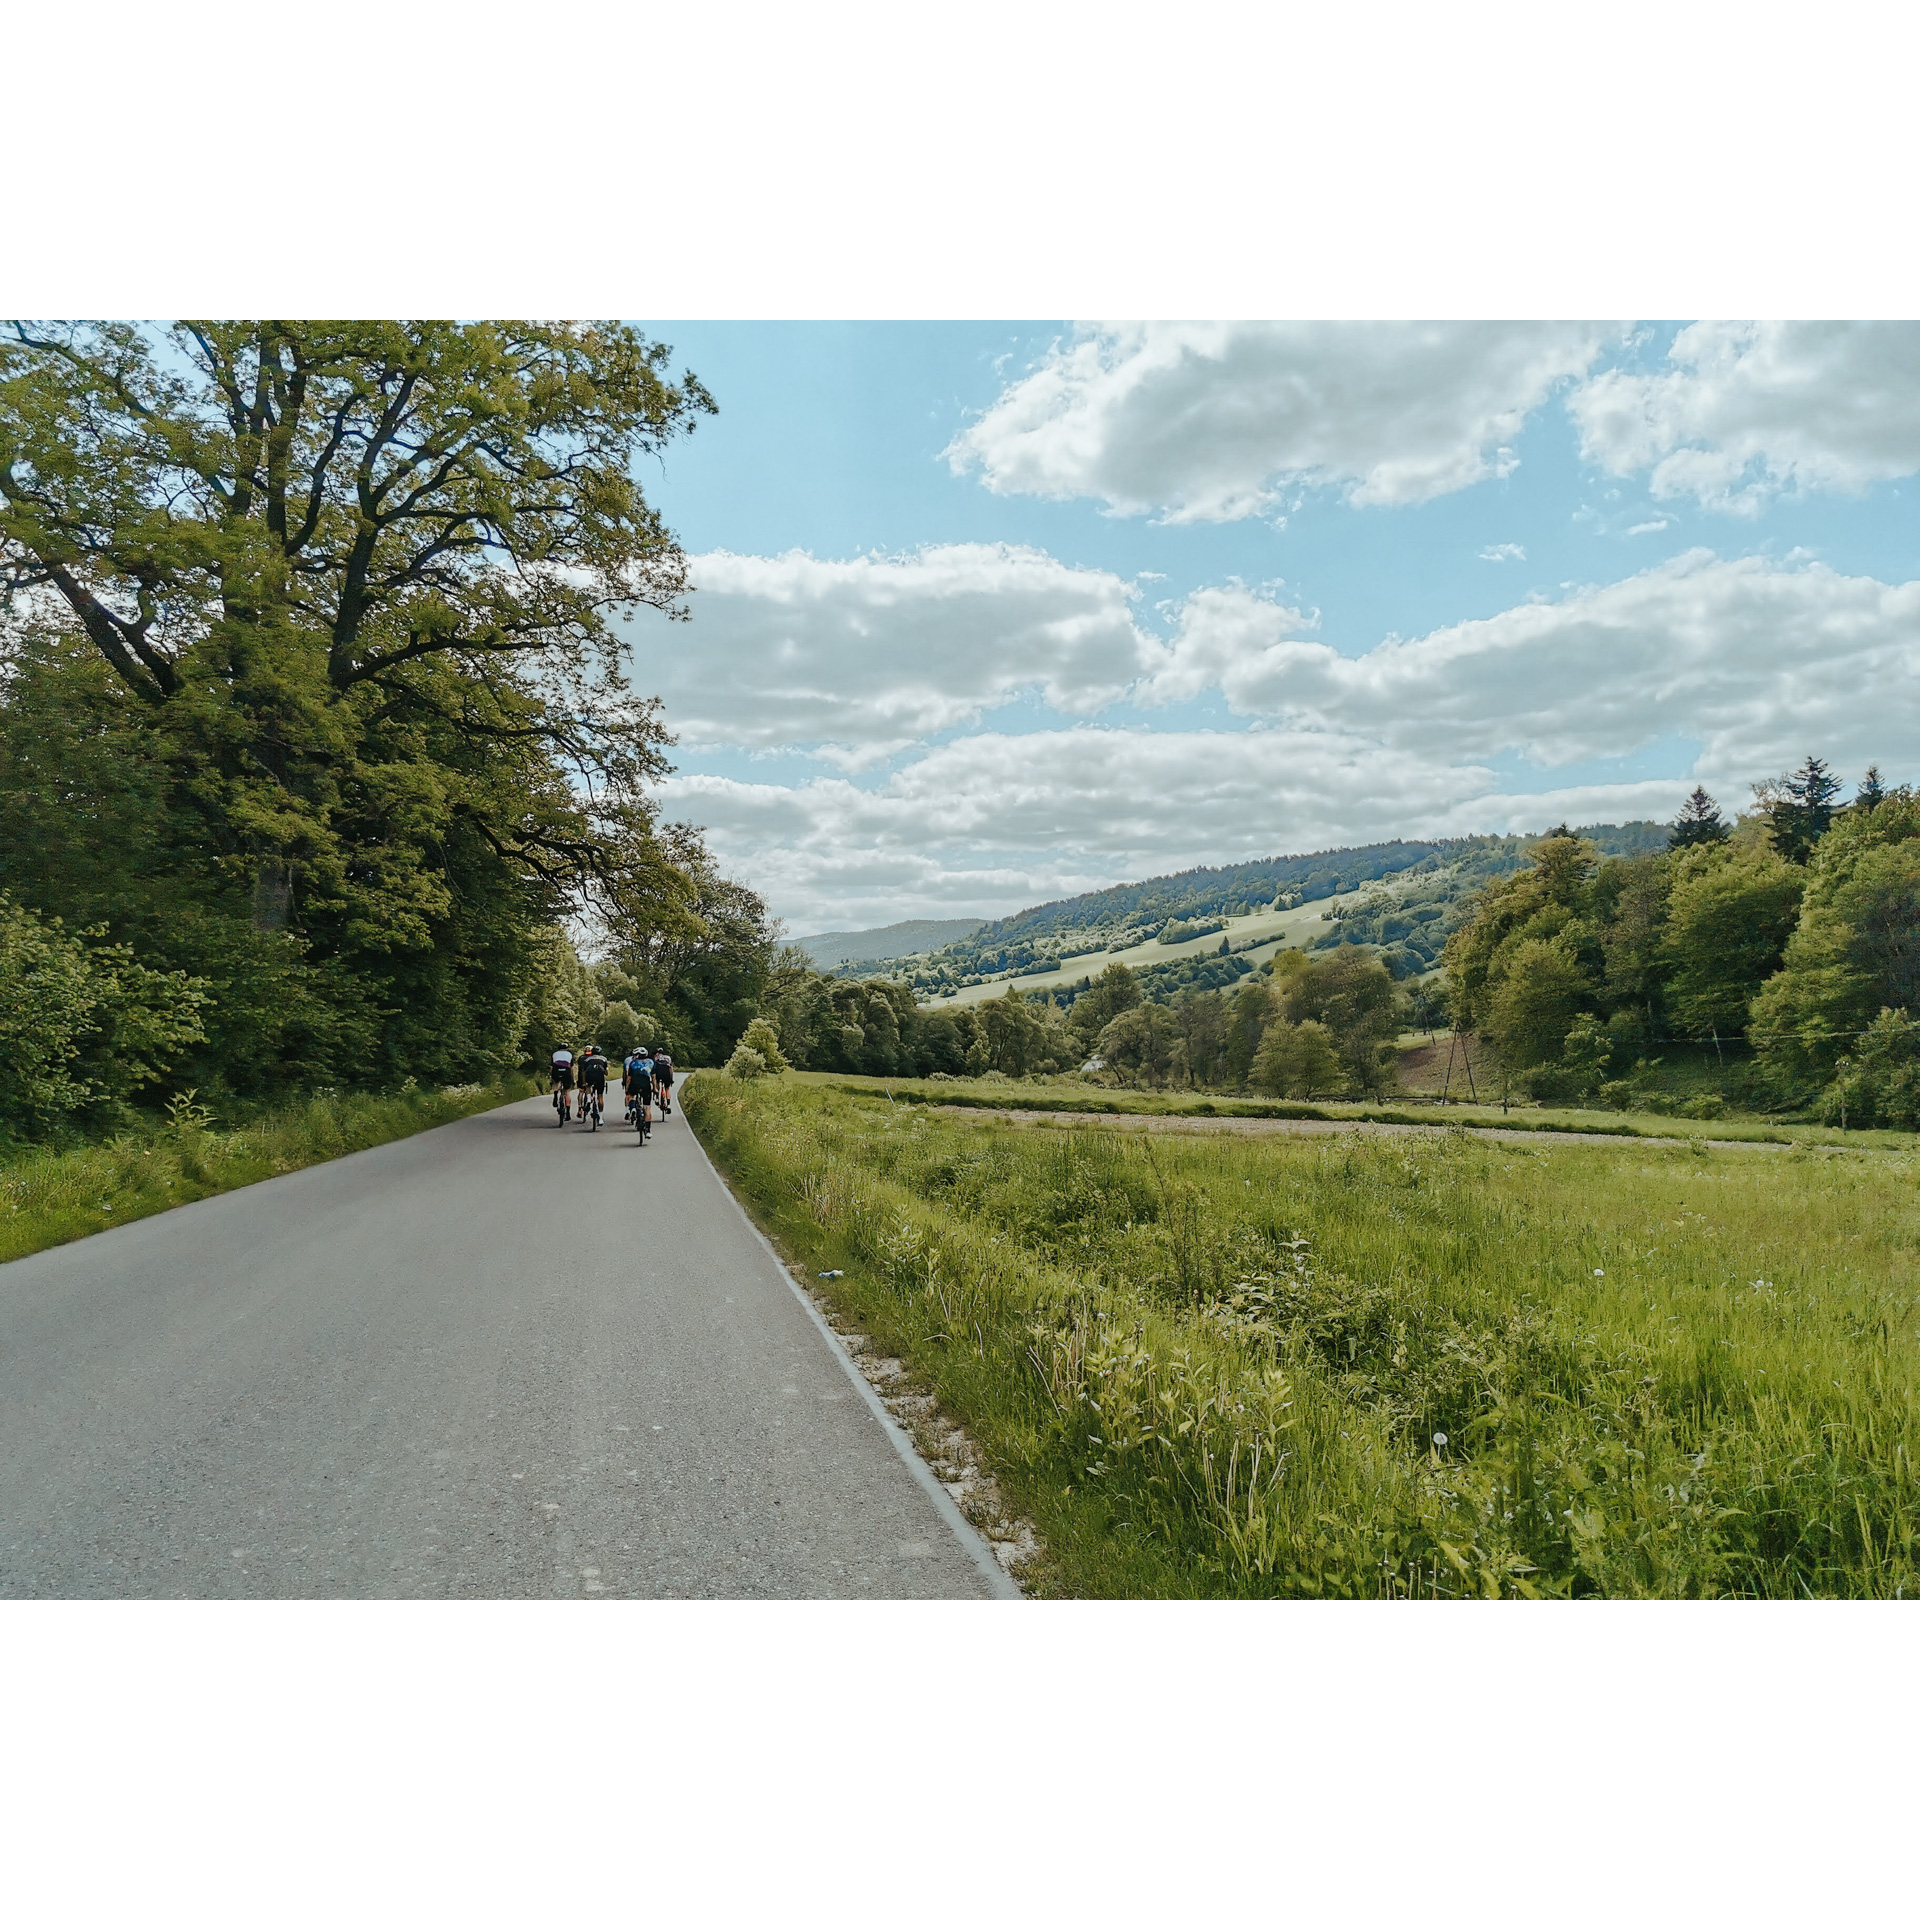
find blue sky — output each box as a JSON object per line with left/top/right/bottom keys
{"left": 620, "top": 322, "right": 1919, "bottom": 934}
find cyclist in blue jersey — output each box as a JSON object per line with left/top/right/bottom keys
{"left": 623, "top": 1048, "right": 653, "bottom": 1139}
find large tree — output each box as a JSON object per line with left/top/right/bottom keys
{"left": 0, "top": 322, "right": 714, "bottom": 1087}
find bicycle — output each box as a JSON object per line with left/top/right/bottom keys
{"left": 552, "top": 1083, "right": 571, "bottom": 1126}
{"left": 626, "top": 1089, "right": 651, "bottom": 1143}
{"left": 584, "top": 1086, "right": 603, "bottom": 1132}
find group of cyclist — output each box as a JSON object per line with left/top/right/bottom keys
{"left": 548, "top": 1042, "right": 674, "bottom": 1136}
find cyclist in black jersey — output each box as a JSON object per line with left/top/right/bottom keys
{"left": 577, "top": 1046, "right": 609, "bottom": 1127}
{"left": 549, "top": 1046, "right": 576, "bottom": 1122}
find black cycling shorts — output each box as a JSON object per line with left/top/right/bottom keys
{"left": 551, "top": 1064, "right": 575, "bottom": 1089}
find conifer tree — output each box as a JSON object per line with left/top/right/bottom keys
{"left": 1669, "top": 786, "right": 1730, "bottom": 849}
{"left": 1855, "top": 764, "right": 1887, "bottom": 811}
{"left": 1761, "top": 756, "right": 1844, "bottom": 864}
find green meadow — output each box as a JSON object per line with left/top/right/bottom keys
{"left": 690, "top": 1072, "right": 1920, "bottom": 1598}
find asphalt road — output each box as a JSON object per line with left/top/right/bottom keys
{"left": 0, "top": 1090, "right": 1010, "bottom": 1598}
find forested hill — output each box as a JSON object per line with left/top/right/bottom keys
{"left": 794, "top": 919, "right": 987, "bottom": 969}
{"left": 888, "top": 823, "right": 1667, "bottom": 982}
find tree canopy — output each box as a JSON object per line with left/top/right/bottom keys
{"left": 0, "top": 321, "right": 756, "bottom": 1110}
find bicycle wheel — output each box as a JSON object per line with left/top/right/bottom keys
{"left": 589, "top": 1094, "right": 600, "bottom": 1132}
{"left": 554, "top": 1090, "right": 564, "bottom": 1126}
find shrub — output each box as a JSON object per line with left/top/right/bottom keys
{"left": 738, "top": 1016, "right": 790, "bottom": 1072}
{"left": 1819, "top": 1008, "right": 1920, "bottom": 1130}
{"left": 725, "top": 1042, "right": 769, "bottom": 1079}
{"left": 1521, "top": 1064, "right": 1587, "bottom": 1107}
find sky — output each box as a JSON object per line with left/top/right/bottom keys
{"left": 620, "top": 322, "right": 1920, "bottom": 936}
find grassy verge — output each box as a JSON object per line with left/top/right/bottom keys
{"left": 0, "top": 1079, "right": 538, "bottom": 1265}
{"left": 689, "top": 1072, "right": 1920, "bottom": 1598}
{"left": 790, "top": 1070, "right": 1908, "bottom": 1151}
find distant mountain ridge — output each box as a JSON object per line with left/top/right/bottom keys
{"left": 821, "top": 822, "right": 1670, "bottom": 989}
{"left": 792, "top": 918, "right": 988, "bottom": 969}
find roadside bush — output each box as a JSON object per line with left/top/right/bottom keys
{"left": 738, "top": 1017, "right": 790, "bottom": 1072}
{"left": 1820, "top": 1009, "right": 1920, "bottom": 1130}
{"left": 1520, "top": 1064, "right": 1587, "bottom": 1106}
{"left": 725, "top": 1042, "right": 769, "bottom": 1079}
{"left": 0, "top": 892, "right": 209, "bottom": 1140}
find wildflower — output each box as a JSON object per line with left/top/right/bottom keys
{"left": 1433, "top": 1432, "right": 1448, "bottom": 1448}
{"left": 1593, "top": 1268, "right": 1604, "bottom": 1277}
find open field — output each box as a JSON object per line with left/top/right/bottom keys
{"left": 0, "top": 1080, "right": 537, "bottom": 1266}
{"left": 923, "top": 895, "right": 1333, "bottom": 1007}
{"left": 690, "top": 1073, "right": 1920, "bottom": 1597}
{"left": 783, "top": 1070, "right": 1911, "bottom": 1152}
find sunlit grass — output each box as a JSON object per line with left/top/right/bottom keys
{"left": 690, "top": 1073, "right": 1920, "bottom": 1598}
{"left": 788, "top": 1069, "right": 1908, "bottom": 1151}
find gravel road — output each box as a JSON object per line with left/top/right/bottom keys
{"left": 0, "top": 1093, "right": 1010, "bottom": 1599}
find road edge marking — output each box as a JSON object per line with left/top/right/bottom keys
{"left": 682, "top": 1109, "right": 1024, "bottom": 1601}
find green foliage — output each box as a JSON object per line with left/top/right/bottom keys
{"left": 738, "top": 1017, "right": 789, "bottom": 1072}
{"left": 1660, "top": 844, "right": 1805, "bottom": 1036}
{"left": 725, "top": 1042, "right": 769, "bottom": 1079}
{"left": 1752, "top": 790, "right": 1920, "bottom": 1103}
{"left": 1757, "top": 755, "right": 1845, "bottom": 865}
{"left": 1487, "top": 937, "right": 1589, "bottom": 1067}
{"left": 1251, "top": 1018, "right": 1342, "bottom": 1099}
{"left": 1668, "top": 785, "right": 1730, "bottom": 849}
{"left": 0, "top": 320, "right": 730, "bottom": 1098}
{"left": 694, "top": 1076, "right": 1920, "bottom": 1597}
{"left": 869, "top": 825, "right": 1668, "bottom": 994}
{"left": 1821, "top": 1010, "right": 1920, "bottom": 1129}
{"left": 1277, "top": 946, "right": 1401, "bottom": 1098}
{"left": 1095, "top": 1003, "right": 1183, "bottom": 1087}
{"left": 0, "top": 892, "right": 207, "bottom": 1138}
{"left": 1066, "top": 961, "right": 1145, "bottom": 1052}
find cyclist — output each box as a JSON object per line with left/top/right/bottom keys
{"left": 577, "top": 1045, "right": 609, "bottom": 1127}
{"left": 550, "top": 1045, "right": 575, "bottom": 1122}
{"left": 651, "top": 1048, "right": 675, "bottom": 1119}
{"left": 623, "top": 1046, "right": 653, "bottom": 1139}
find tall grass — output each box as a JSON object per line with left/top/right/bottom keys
{"left": 0, "top": 1080, "right": 536, "bottom": 1265}
{"left": 689, "top": 1073, "right": 1920, "bottom": 1598}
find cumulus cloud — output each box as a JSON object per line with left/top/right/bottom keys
{"left": 1570, "top": 321, "right": 1920, "bottom": 513}
{"left": 1146, "top": 552, "right": 1920, "bottom": 782}
{"left": 663, "top": 553, "right": 1920, "bottom": 930}
{"left": 1480, "top": 543, "right": 1526, "bottom": 562}
{"left": 945, "top": 322, "right": 1612, "bottom": 522}
{"left": 623, "top": 544, "right": 1156, "bottom": 767}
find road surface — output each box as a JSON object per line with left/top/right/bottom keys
{"left": 0, "top": 1092, "right": 1011, "bottom": 1598}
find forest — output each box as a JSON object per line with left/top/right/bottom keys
{"left": 0, "top": 321, "right": 776, "bottom": 1140}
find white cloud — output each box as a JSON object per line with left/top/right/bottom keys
{"left": 664, "top": 553, "right": 1920, "bottom": 930}
{"left": 623, "top": 544, "right": 1156, "bottom": 768}
{"left": 1149, "top": 552, "right": 1920, "bottom": 783}
{"left": 1570, "top": 321, "right": 1920, "bottom": 512}
{"left": 1480, "top": 542, "right": 1526, "bottom": 562}
{"left": 945, "top": 322, "right": 1612, "bottom": 522}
